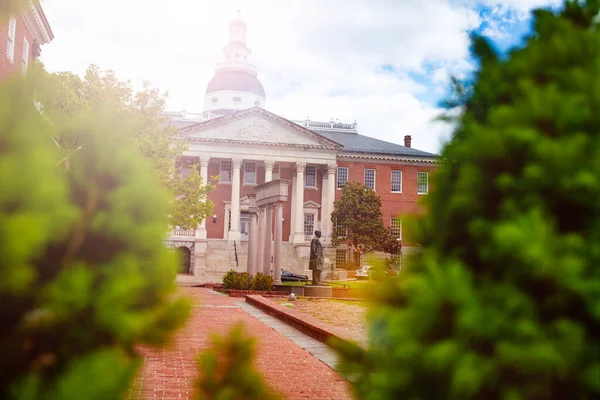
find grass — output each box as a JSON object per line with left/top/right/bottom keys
{"left": 279, "top": 281, "right": 308, "bottom": 286}
{"left": 280, "top": 280, "right": 372, "bottom": 288}
{"left": 324, "top": 280, "right": 373, "bottom": 289}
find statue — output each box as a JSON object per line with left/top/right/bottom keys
{"left": 309, "top": 230, "right": 324, "bottom": 285}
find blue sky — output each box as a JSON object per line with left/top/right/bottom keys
{"left": 41, "top": 0, "right": 563, "bottom": 153}
{"left": 409, "top": 2, "right": 559, "bottom": 108}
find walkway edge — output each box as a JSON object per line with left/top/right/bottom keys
{"left": 245, "top": 295, "right": 348, "bottom": 345}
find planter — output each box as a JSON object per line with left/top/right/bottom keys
{"left": 271, "top": 285, "right": 293, "bottom": 294}
{"left": 228, "top": 289, "right": 285, "bottom": 298}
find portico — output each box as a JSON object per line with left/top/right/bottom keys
{"left": 178, "top": 107, "right": 340, "bottom": 247}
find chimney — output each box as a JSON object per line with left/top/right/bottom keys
{"left": 404, "top": 135, "right": 412, "bottom": 148}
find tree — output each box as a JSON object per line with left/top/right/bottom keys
{"left": 35, "top": 64, "right": 214, "bottom": 229}
{"left": 0, "top": 75, "right": 190, "bottom": 398}
{"left": 333, "top": 1, "right": 600, "bottom": 399}
{"left": 331, "top": 182, "right": 398, "bottom": 267}
{"left": 196, "top": 324, "right": 278, "bottom": 400}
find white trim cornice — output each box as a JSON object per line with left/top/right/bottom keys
{"left": 337, "top": 152, "right": 439, "bottom": 165}
{"left": 178, "top": 106, "right": 342, "bottom": 150}
{"left": 21, "top": 1, "right": 53, "bottom": 45}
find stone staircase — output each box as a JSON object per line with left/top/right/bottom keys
{"left": 281, "top": 243, "right": 306, "bottom": 274}
{"left": 205, "top": 240, "right": 305, "bottom": 277}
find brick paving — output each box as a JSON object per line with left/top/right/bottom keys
{"left": 129, "top": 287, "right": 352, "bottom": 399}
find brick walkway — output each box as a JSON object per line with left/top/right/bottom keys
{"left": 129, "top": 287, "right": 352, "bottom": 399}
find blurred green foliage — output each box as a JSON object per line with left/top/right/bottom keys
{"left": 34, "top": 64, "right": 214, "bottom": 230}
{"left": 0, "top": 73, "right": 190, "bottom": 398}
{"left": 333, "top": 1, "right": 600, "bottom": 399}
{"left": 196, "top": 324, "right": 278, "bottom": 400}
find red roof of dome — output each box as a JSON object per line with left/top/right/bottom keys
{"left": 205, "top": 70, "right": 265, "bottom": 98}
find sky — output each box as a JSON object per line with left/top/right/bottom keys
{"left": 40, "top": 0, "right": 562, "bottom": 154}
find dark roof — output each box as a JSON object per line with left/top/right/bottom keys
{"left": 314, "top": 130, "right": 437, "bottom": 158}
{"left": 206, "top": 70, "right": 265, "bottom": 97}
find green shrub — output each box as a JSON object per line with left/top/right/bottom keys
{"left": 252, "top": 273, "right": 274, "bottom": 291}
{"left": 332, "top": 2, "right": 600, "bottom": 399}
{"left": 196, "top": 323, "right": 278, "bottom": 400}
{"left": 222, "top": 270, "right": 256, "bottom": 290}
{"left": 236, "top": 272, "right": 254, "bottom": 290}
{"left": 222, "top": 270, "right": 238, "bottom": 290}
{"left": 0, "top": 76, "right": 189, "bottom": 398}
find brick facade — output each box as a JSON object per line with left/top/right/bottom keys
{"left": 204, "top": 158, "right": 436, "bottom": 246}
{"left": 0, "top": 3, "right": 54, "bottom": 80}
{"left": 336, "top": 160, "right": 437, "bottom": 234}
{"left": 0, "top": 14, "right": 34, "bottom": 78}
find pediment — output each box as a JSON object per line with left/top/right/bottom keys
{"left": 178, "top": 107, "right": 340, "bottom": 149}
{"left": 304, "top": 201, "right": 321, "bottom": 209}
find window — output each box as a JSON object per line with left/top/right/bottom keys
{"left": 220, "top": 160, "right": 232, "bottom": 183}
{"left": 272, "top": 163, "right": 280, "bottom": 180}
{"left": 303, "top": 213, "right": 315, "bottom": 237}
{"left": 363, "top": 252, "right": 376, "bottom": 264}
{"left": 334, "top": 218, "right": 348, "bottom": 238}
{"left": 391, "top": 170, "right": 402, "bottom": 193}
{"left": 337, "top": 167, "right": 348, "bottom": 189}
{"left": 305, "top": 165, "right": 316, "bottom": 187}
{"left": 243, "top": 162, "right": 256, "bottom": 185}
{"left": 390, "top": 218, "right": 402, "bottom": 239}
{"left": 336, "top": 250, "right": 348, "bottom": 268}
{"left": 7, "top": 16, "right": 16, "bottom": 62}
{"left": 364, "top": 169, "right": 376, "bottom": 191}
{"left": 21, "top": 38, "right": 29, "bottom": 75}
{"left": 233, "top": 97, "right": 241, "bottom": 102}
{"left": 417, "top": 172, "right": 428, "bottom": 194}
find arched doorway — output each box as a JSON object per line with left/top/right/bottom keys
{"left": 176, "top": 246, "right": 192, "bottom": 275}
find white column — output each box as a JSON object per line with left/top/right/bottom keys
{"left": 325, "top": 163, "right": 336, "bottom": 244}
{"left": 196, "top": 157, "right": 210, "bottom": 240}
{"left": 257, "top": 207, "right": 265, "bottom": 275}
{"left": 321, "top": 167, "right": 329, "bottom": 242}
{"left": 290, "top": 174, "right": 297, "bottom": 242}
{"left": 264, "top": 160, "right": 275, "bottom": 182}
{"left": 248, "top": 210, "right": 258, "bottom": 275}
{"left": 293, "top": 161, "right": 306, "bottom": 244}
{"left": 228, "top": 158, "right": 242, "bottom": 242}
{"left": 273, "top": 202, "right": 283, "bottom": 284}
{"left": 264, "top": 205, "right": 273, "bottom": 275}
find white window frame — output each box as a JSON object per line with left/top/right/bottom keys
{"left": 334, "top": 218, "right": 348, "bottom": 238}
{"left": 243, "top": 161, "right": 256, "bottom": 185}
{"left": 272, "top": 163, "right": 280, "bottom": 180}
{"left": 220, "top": 160, "right": 232, "bottom": 183}
{"left": 337, "top": 167, "right": 348, "bottom": 190}
{"left": 7, "top": 16, "right": 16, "bottom": 62}
{"left": 303, "top": 212, "right": 316, "bottom": 238}
{"left": 391, "top": 170, "right": 402, "bottom": 193}
{"left": 21, "top": 37, "right": 29, "bottom": 74}
{"left": 335, "top": 249, "right": 348, "bottom": 268}
{"left": 417, "top": 172, "right": 429, "bottom": 195}
{"left": 364, "top": 168, "right": 376, "bottom": 191}
{"left": 390, "top": 218, "right": 402, "bottom": 240}
{"left": 305, "top": 165, "right": 317, "bottom": 188}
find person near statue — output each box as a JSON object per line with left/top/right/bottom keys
{"left": 309, "top": 230, "right": 324, "bottom": 285}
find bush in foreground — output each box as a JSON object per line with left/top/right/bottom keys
{"left": 196, "top": 324, "right": 278, "bottom": 400}
{"left": 0, "top": 76, "right": 190, "bottom": 398}
{"left": 332, "top": 1, "right": 600, "bottom": 399}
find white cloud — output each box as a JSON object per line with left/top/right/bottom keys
{"left": 40, "top": 0, "right": 557, "bottom": 154}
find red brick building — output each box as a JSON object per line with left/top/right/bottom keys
{"left": 0, "top": 1, "right": 53, "bottom": 79}
{"left": 164, "top": 12, "right": 438, "bottom": 281}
